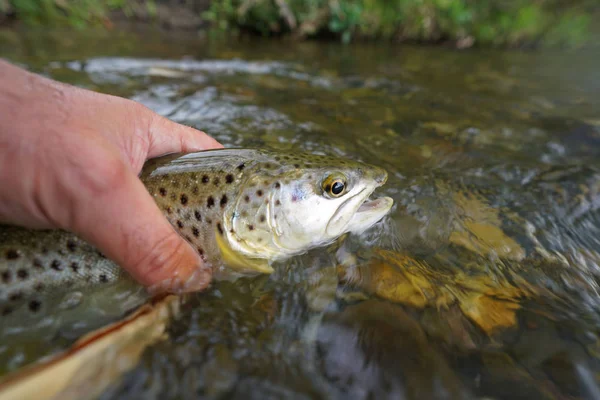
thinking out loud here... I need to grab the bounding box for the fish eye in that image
[322,173,347,198]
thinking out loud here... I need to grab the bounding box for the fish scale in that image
[0,148,393,322]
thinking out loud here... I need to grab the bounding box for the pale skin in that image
[0,59,223,293]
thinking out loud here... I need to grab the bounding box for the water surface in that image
[1,28,600,399]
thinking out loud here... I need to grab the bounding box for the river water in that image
[1,27,600,399]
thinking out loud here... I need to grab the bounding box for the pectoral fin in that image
[215,230,274,274]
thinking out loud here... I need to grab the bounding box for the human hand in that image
[0,59,222,293]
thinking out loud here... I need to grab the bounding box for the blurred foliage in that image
[203,0,595,47]
[4,0,131,28]
[1,0,596,47]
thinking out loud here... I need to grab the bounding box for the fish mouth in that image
[348,194,394,234]
[327,171,393,236]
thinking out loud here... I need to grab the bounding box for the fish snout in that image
[374,169,388,186]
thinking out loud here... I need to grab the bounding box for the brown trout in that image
[0,148,393,320]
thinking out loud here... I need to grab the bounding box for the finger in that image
[147,113,223,158]
[71,161,211,293]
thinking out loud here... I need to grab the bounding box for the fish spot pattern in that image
[66,241,77,252]
[29,300,41,312]
[5,249,19,260]
[70,262,79,272]
[51,260,63,271]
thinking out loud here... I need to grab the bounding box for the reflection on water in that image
[2,28,600,399]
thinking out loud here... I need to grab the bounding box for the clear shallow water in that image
[2,28,600,399]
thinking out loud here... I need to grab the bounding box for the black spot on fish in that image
[237,163,245,171]
[66,240,77,252]
[99,274,108,283]
[294,164,300,168]
[217,223,223,235]
[244,195,250,203]
[177,220,184,229]
[35,283,44,292]
[259,215,266,223]
[51,260,63,271]
[184,235,192,242]
[230,229,235,234]
[192,227,199,237]
[207,196,215,208]
[1,271,10,283]
[5,249,19,260]
[275,200,281,206]
[96,251,106,259]
[274,182,281,189]
[257,190,263,197]
[28,300,41,313]
[195,211,202,221]
[166,206,173,214]
[180,194,188,205]
[248,224,255,231]
[9,292,22,302]
[226,174,234,184]
[206,218,212,225]
[17,269,28,280]
[202,175,210,184]
[70,262,80,273]
[197,247,204,257]
[2,307,13,316]
[220,195,228,208]
[159,188,167,196]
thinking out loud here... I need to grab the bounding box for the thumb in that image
[71,161,211,293]
[146,113,223,158]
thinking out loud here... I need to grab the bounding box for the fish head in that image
[226,153,393,259]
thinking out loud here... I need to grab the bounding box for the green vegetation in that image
[1,0,596,48]
[203,0,594,47]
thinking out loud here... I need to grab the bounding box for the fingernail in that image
[181,262,213,292]
[148,262,212,295]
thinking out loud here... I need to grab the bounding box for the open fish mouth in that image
[332,174,394,235]
[356,195,394,214]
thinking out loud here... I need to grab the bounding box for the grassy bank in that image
[1,0,596,48]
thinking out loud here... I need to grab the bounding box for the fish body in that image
[0,148,393,319]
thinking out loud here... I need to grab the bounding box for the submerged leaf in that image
[0,295,182,400]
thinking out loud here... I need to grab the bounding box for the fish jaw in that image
[327,168,392,236]
[346,196,394,234]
